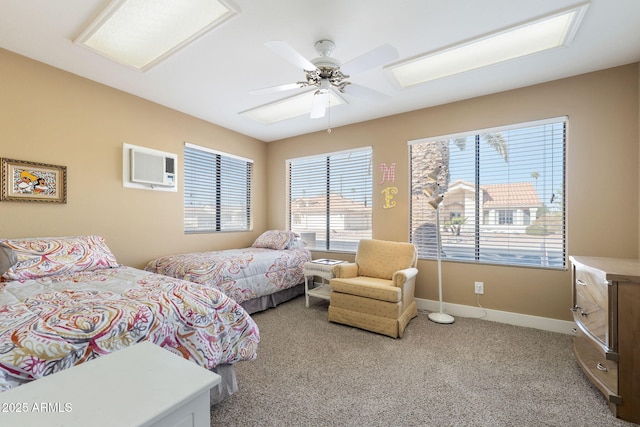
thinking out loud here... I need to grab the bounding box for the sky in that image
[447,120,565,208]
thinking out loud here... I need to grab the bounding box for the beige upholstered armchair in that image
[328,239,419,338]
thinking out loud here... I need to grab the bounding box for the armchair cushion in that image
[330,277,401,302]
[355,239,417,279]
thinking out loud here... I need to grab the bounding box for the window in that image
[410,117,566,269]
[184,142,252,233]
[498,210,514,225]
[287,147,372,252]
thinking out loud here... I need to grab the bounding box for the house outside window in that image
[409,117,566,269]
[287,147,372,252]
[184,142,252,233]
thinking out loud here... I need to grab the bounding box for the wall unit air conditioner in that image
[123,143,178,191]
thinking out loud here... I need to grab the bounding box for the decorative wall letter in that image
[381,186,398,209]
[379,162,396,185]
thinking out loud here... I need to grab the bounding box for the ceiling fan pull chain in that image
[327,96,332,134]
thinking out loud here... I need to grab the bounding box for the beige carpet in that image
[211,296,635,427]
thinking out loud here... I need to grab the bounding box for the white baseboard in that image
[415,297,575,335]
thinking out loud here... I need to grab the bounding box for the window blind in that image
[184,142,252,233]
[409,117,566,269]
[288,147,372,252]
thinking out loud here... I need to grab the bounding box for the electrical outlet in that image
[474,281,484,295]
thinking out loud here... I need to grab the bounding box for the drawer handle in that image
[570,305,587,316]
[576,279,587,286]
[596,363,608,372]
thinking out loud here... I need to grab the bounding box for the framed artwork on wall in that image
[1,158,67,203]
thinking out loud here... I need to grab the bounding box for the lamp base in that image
[428,312,455,324]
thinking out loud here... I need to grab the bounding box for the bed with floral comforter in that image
[145,230,311,313]
[0,235,259,397]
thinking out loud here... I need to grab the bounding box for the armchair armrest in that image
[394,267,418,309]
[392,267,418,287]
[333,262,359,278]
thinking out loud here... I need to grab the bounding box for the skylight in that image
[75,0,237,71]
[386,3,589,88]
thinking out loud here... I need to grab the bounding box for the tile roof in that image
[482,182,542,207]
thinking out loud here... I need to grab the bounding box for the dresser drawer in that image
[573,327,619,398]
[574,266,612,348]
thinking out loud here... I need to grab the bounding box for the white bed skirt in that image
[210,364,238,405]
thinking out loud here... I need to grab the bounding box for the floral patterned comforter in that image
[144,247,311,305]
[0,266,260,393]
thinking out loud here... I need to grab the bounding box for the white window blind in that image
[410,117,566,269]
[288,147,372,252]
[184,142,252,233]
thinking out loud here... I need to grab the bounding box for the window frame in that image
[286,147,373,252]
[183,142,253,234]
[409,117,567,270]
[498,210,514,225]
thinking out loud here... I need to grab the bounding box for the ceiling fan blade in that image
[265,41,317,71]
[340,44,399,76]
[250,82,305,95]
[310,91,329,118]
[344,83,390,102]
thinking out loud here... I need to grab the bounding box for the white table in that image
[0,342,221,427]
[304,260,343,307]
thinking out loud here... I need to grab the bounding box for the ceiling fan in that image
[251,39,399,119]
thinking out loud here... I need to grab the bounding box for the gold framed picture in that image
[1,158,67,203]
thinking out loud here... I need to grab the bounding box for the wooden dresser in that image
[569,256,640,423]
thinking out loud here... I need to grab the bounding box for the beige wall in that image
[0,48,267,269]
[267,63,640,321]
[2,46,638,322]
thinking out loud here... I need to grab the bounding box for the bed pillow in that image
[0,243,18,276]
[286,237,307,249]
[251,230,299,250]
[284,232,302,249]
[1,235,119,281]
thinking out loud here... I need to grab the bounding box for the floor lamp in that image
[424,166,455,324]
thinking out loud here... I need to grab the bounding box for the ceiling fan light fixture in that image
[386,2,589,88]
[240,90,345,124]
[317,79,331,92]
[74,0,238,71]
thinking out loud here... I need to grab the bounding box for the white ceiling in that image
[1,0,639,142]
